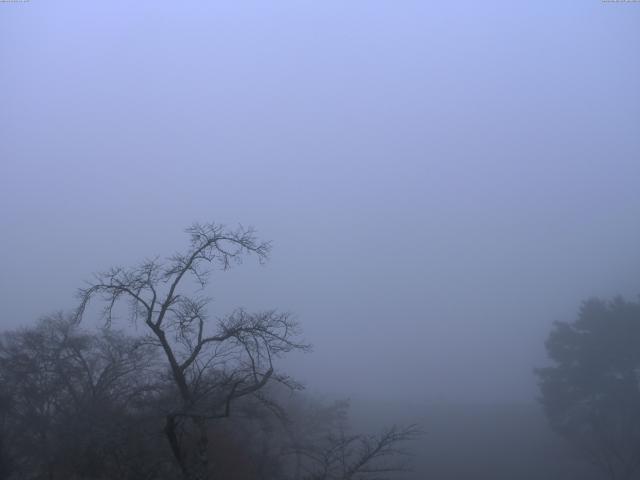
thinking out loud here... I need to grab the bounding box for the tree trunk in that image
[188,417,210,480]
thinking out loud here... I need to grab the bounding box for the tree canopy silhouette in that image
[536,296,640,480]
[0,222,419,480]
[76,223,310,480]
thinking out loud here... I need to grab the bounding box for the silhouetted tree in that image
[2,222,420,480]
[536,297,640,480]
[0,313,171,480]
[76,223,310,480]
[191,385,421,480]
[280,396,420,480]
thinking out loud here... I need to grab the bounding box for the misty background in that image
[1,0,639,420]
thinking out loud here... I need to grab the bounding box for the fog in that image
[1,2,640,478]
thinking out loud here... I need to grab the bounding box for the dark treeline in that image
[0,313,418,480]
[0,224,419,480]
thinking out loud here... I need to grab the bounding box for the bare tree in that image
[298,425,421,480]
[282,397,421,480]
[0,313,166,480]
[76,222,310,480]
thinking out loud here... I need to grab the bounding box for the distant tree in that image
[76,223,310,480]
[536,297,640,480]
[191,385,421,480]
[291,420,420,479]
[273,394,420,480]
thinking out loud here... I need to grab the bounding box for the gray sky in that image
[1,1,639,404]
